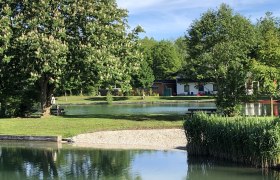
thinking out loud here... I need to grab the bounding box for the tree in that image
[256,12,280,67]
[139,37,157,66]
[174,37,188,67]
[130,37,156,89]
[151,40,182,80]
[0,3,19,116]
[0,0,144,117]
[131,59,155,88]
[185,4,256,116]
[253,13,280,116]
[14,1,68,114]
[60,0,143,95]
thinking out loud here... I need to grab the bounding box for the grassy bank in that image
[0,114,183,138]
[56,95,214,104]
[184,113,280,168]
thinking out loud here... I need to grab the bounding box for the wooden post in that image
[271,96,274,117]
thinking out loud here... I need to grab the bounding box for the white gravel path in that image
[72,129,187,150]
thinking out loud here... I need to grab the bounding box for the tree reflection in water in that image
[0,144,144,179]
[186,156,280,180]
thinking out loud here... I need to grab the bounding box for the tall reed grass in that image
[184,113,280,168]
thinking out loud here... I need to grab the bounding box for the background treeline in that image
[0,0,145,117]
[1,2,280,117]
[183,4,280,116]
[0,0,186,117]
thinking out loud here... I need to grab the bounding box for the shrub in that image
[106,92,113,104]
[184,113,280,168]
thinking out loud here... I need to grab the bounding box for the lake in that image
[0,142,277,180]
[63,102,279,116]
[2,102,279,179]
[63,102,216,115]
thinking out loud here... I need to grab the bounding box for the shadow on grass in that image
[62,114,184,121]
[159,96,214,100]
[84,97,130,102]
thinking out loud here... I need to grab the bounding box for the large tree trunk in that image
[40,75,53,116]
[0,101,6,117]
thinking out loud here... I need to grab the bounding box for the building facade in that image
[151,80,177,96]
[176,79,217,96]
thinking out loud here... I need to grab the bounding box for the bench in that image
[50,107,65,116]
[186,107,217,116]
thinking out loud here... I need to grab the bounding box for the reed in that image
[184,113,280,168]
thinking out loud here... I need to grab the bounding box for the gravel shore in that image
[72,129,187,150]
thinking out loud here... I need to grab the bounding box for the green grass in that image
[0,114,184,138]
[56,95,214,104]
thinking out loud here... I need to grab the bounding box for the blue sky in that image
[116,0,280,40]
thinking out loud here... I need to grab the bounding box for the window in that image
[184,85,189,92]
[213,84,218,91]
[198,84,204,92]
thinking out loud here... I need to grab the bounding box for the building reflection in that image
[244,103,279,116]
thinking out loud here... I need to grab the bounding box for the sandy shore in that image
[72,129,187,150]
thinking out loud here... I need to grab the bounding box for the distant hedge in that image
[184,113,280,168]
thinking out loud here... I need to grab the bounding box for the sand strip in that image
[72,129,187,150]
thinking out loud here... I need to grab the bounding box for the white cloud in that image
[117,0,280,40]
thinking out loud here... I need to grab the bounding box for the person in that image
[142,91,145,100]
[51,95,56,105]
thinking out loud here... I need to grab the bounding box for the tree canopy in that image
[184,4,256,116]
[0,0,143,117]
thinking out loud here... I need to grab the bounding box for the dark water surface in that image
[64,102,280,116]
[64,102,216,115]
[0,142,278,180]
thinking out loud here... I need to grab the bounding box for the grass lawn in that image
[0,95,208,138]
[0,114,184,138]
[56,95,214,104]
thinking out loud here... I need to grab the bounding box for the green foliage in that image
[0,0,144,117]
[256,12,280,67]
[185,4,256,116]
[138,37,184,81]
[151,40,182,79]
[184,113,280,168]
[131,60,155,88]
[139,37,157,66]
[252,13,280,98]
[61,1,144,95]
[174,37,188,67]
[251,60,279,97]
[106,92,113,104]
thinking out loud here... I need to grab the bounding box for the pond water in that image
[0,142,277,180]
[63,102,280,116]
[2,102,280,179]
[64,102,216,115]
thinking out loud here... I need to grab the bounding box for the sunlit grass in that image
[0,115,184,138]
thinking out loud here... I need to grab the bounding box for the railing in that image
[186,107,217,116]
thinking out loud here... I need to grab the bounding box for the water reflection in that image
[0,143,279,180]
[64,102,280,117]
[244,103,279,116]
[0,143,140,179]
[187,157,279,180]
[0,143,188,180]
[64,103,216,116]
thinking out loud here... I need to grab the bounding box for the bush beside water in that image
[106,92,113,104]
[184,113,280,168]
